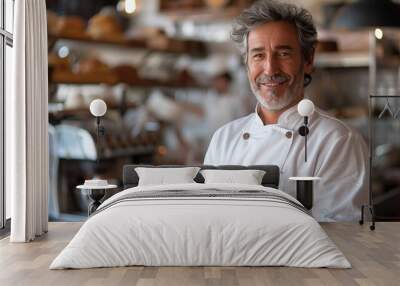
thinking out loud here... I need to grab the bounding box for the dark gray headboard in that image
[123,165,280,189]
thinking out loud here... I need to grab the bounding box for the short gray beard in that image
[250,83,295,111]
[249,70,304,111]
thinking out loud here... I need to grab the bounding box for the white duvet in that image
[50,183,351,269]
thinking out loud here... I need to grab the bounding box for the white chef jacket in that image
[204,104,368,222]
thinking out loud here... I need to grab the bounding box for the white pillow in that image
[135,167,200,186]
[200,169,266,185]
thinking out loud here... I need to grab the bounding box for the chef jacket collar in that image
[252,102,316,132]
[253,103,297,128]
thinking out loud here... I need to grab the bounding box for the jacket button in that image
[243,132,250,140]
[285,131,292,139]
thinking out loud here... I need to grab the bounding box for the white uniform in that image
[204,104,368,222]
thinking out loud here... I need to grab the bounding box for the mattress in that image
[50,183,351,269]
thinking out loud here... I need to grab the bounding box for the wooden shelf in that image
[377,56,400,68]
[50,70,206,90]
[51,70,118,85]
[49,34,143,48]
[162,6,242,21]
[58,146,156,161]
[315,52,400,68]
[315,52,370,68]
[48,34,207,57]
[101,146,156,160]
[160,0,250,21]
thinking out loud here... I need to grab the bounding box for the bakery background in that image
[44,0,400,221]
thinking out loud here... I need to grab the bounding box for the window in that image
[1,0,14,230]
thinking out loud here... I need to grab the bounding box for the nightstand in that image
[76,184,117,216]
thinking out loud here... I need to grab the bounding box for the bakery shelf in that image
[315,52,400,68]
[160,0,250,21]
[101,146,156,160]
[315,52,370,68]
[49,34,142,47]
[58,146,156,161]
[162,6,242,21]
[48,34,207,57]
[50,70,207,90]
[51,70,118,85]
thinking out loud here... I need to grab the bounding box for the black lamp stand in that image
[298,116,309,162]
[296,180,314,210]
[95,116,105,166]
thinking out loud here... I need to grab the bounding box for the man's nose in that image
[262,55,279,75]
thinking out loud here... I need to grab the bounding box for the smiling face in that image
[247,21,313,112]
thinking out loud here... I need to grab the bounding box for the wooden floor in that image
[0,222,399,286]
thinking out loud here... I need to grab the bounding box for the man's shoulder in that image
[314,108,357,138]
[213,113,254,137]
[314,108,368,151]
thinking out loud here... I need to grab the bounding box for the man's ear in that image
[304,47,315,75]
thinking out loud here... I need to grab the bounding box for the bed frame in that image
[122,165,280,189]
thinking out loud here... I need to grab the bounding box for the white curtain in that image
[7,0,49,242]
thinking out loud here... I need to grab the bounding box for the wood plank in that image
[0,222,399,286]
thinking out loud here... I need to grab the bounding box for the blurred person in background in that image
[179,70,249,164]
[204,71,248,138]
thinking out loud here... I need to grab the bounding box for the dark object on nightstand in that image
[76,183,117,216]
[296,180,314,210]
[289,177,320,210]
[87,189,106,216]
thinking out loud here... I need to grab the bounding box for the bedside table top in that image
[76,184,118,190]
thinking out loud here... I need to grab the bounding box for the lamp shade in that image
[89,99,107,117]
[332,0,400,29]
[298,99,315,117]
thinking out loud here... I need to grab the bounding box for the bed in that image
[50,165,350,269]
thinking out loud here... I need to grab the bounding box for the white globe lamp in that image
[90,99,107,117]
[297,99,315,117]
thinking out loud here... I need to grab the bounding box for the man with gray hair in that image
[204,0,368,222]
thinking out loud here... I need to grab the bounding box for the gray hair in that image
[231,0,317,64]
